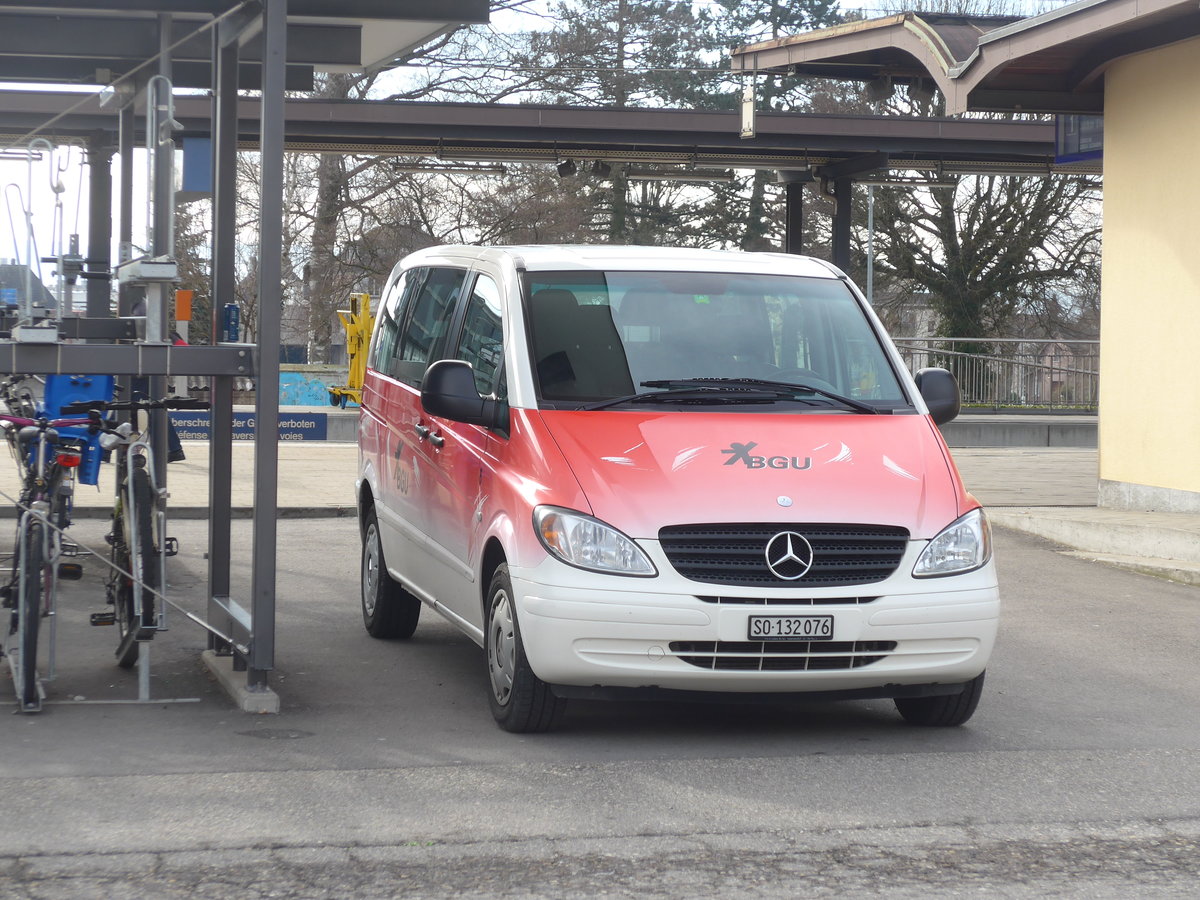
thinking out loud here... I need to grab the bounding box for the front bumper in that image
[510,542,998,694]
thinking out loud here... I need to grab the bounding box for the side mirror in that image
[421,359,508,431]
[915,367,960,426]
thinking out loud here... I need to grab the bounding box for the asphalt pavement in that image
[4,437,1200,897]
[2,520,1199,897]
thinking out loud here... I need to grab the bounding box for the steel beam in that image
[208,375,236,653]
[0,343,257,377]
[248,0,285,688]
[0,92,1066,174]
[208,20,238,660]
[0,15,360,67]
[85,131,114,321]
[784,181,804,256]
[818,151,890,181]
[0,0,487,20]
[832,178,852,272]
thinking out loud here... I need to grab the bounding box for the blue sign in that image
[170,411,328,441]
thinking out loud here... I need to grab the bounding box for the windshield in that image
[524,270,909,410]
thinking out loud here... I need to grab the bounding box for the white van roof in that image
[401,244,843,279]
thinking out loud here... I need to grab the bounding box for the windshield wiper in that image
[579,385,789,412]
[641,378,883,414]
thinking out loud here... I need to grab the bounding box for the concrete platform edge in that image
[1061,551,1200,588]
[201,650,281,714]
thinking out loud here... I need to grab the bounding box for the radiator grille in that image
[670,640,897,671]
[659,523,909,587]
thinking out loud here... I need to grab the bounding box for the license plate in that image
[747,615,834,641]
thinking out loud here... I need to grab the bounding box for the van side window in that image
[394,267,467,387]
[456,274,506,398]
[367,270,409,373]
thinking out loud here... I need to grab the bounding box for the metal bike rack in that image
[0,1,489,711]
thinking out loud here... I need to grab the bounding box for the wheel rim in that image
[488,588,516,706]
[363,523,381,617]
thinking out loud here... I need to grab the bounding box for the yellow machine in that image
[327,293,374,408]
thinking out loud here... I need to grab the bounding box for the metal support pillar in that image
[117,104,135,317]
[832,177,852,272]
[207,16,241,654]
[85,131,113,321]
[784,181,804,255]
[148,14,173,494]
[248,0,286,690]
[207,376,235,652]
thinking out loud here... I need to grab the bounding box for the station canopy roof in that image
[0,1,489,89]
[730,0,1200,115]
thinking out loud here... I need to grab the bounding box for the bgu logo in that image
[721,441,812,471]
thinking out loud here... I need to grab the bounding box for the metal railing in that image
[893,338,1099,411]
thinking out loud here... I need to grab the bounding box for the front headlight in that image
[913,508,992,578]
[533,506,657,577]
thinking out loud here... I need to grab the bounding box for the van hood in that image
[537,410,965,540]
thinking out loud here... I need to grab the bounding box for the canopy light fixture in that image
[865,76,894,102]
[776,167,815,184]
[556,159,577,178]
[908,79,936,106]
[625,168,736,183]
[591,159,613,178]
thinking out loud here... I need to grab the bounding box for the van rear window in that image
[524,271,907,408]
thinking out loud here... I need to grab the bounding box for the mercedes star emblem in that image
[764,531,815,580]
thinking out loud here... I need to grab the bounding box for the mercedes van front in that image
[357,246,998,732]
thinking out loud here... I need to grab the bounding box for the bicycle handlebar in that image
[60,397,212,414]
[0,413,93,429]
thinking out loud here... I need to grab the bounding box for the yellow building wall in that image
[1099,36,1200,507]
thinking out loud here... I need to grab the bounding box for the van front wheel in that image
[894,671,985,726]
[485,564,565,733]
[361,507,420,639]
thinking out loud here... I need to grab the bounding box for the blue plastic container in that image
[41,374,115,486]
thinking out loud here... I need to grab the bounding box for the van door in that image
[384,266,469,604]
[419,271,506,634]
[361,266,421,578]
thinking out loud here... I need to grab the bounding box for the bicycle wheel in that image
[113,465,158,669]
[111,533,138,669]
[18,519,43,710]
[130,465,159,629]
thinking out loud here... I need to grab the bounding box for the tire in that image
[112,539,139,670]
[895,671,985,727]
[18,520,43,710]
[361,507,420,638]
[328,391,341,407]
[113,466,157,669]
[485,564,566,733]
[130,466,159,629]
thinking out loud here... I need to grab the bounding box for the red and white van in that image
[357,246,998,732]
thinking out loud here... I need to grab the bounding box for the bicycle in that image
[63,396,210,669]
[0,407,92,712]
[0,374,41,419]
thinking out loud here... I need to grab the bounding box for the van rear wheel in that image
[361,507,420,639]
[485,564,565,733]
[894,671,985,726]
